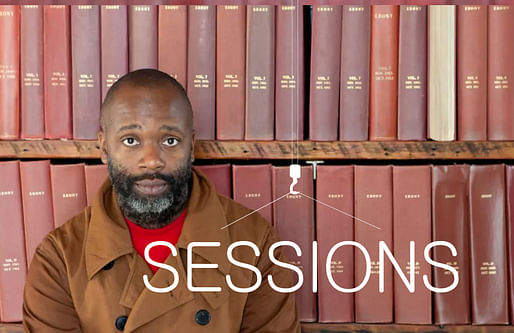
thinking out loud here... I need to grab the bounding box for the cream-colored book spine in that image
[428,5,456,141]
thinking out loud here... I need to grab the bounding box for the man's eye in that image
[122,137,139,146]
[163,137,179,147]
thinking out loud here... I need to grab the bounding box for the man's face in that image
[98,84,195,229]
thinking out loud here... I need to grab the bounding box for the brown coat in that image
[23,169,300,332]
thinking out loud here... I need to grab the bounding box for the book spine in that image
[506,166,514,322]
[20,5,44,139]
[457,5,487,141]
[100,5,128,101]
[50,164,87,228]
[128,5,157,71]
[469,164,509,324]
[0,6,20,140]
[158,5,187,88]
[216,5,246,140]
[339,5,370,141]
[432,165,471,324]
[43,5,72,139]
[275,5,304,141]
[392,166,432,324]
[84,164,108,207]
[397,5,427,141]
[245,5,275,140]
[194,164,232,198]
[316,165,354,323]
[187,5,216,140]
[71,5,101,140]
[488,5,514,140]
[232,164,273,224]
[0,161,27,322]
[428,5,456,141]
[272,166,316,322]
[369,5,399,141]
[309,6,341,141]
[20,160,54,264]
[354,165,393,323]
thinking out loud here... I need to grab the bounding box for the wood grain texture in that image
[0,140,513,160]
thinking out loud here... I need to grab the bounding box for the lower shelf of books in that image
[2,323,514,332]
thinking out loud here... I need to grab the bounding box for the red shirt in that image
[124,210,186,274]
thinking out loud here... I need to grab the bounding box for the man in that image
[23,69,300,332]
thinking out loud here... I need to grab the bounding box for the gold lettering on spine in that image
[62,193,79,198]
[464,6,481,11]
[317,7,333,12]
[330,261,344,274]
[0,10,13,16]
[0,64,16,80]
[194,6,209,11]
[280,75,296,89]
[315,76,331,90]
[50,72,67,87]
[406,6,422,11]
[245,193,261,198]
[23,5,39,9]
[493,5,510,11]
[194,74,209,88]
[224,5,239,10]
[480,262,497,275]
[374,13,392,19]
[494,75,508,89]
[106,74,121,88]
[104,5,120,10]
[134,6,150,12]
[77,5,92,10]
[405,75,421,89]
[223,74,239,88]
[252,7,269,13]
[24,73,41,87]
[281,6,296,11]
[349,7,364,12]
[2,258,21,272]
[164,6,179,10]
[465,75,480,89]
[346,75,362,90]
[251,76,267,90]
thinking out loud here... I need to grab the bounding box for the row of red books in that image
[1,161,514,325]
[0,4,511,142]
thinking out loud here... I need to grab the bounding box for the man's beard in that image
[107,155,192,229]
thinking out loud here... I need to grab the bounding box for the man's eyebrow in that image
[160,124,183,133]
[117,124,141,133]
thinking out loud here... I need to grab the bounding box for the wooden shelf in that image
[2,323,514,333]
[1,139,514,160]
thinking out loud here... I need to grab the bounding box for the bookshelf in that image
[1,140,514,160]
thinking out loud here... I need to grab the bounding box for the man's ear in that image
[97,131,108,164]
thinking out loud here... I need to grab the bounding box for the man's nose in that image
[139,143,165,171]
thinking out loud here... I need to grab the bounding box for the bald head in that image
[100,69,192,133]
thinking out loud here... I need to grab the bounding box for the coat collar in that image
[85,167,232,281]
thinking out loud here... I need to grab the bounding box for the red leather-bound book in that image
[44,5,72,139]
[232,164,273,224]
[392,166,432,324]
[272,166,316,322]
[187,5,216,140]
[0,6,20,140]
[369,6,399,141]
[128,5,157,71]
[339,5,370,141]
[20,160,54,265]
[194,164,232,198]
[309,6,341,141]
[457,5,487,141]
[84,164,108,207]
[316,165,354,323]
[432,165,471,324]
[488,5,514,140]
[469,164,509,324]
[354,165,393,323]
[275,5,304,141]
[50,163,87,228]
[216,5,246,140]
[397,5,427,141]
[20,5,44,139]
[71,5,101,139]
[0,161,27,322]
[100,5,128,101]
[506,166,514,323]
[158,5,187,88]
[245,5,274,140]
